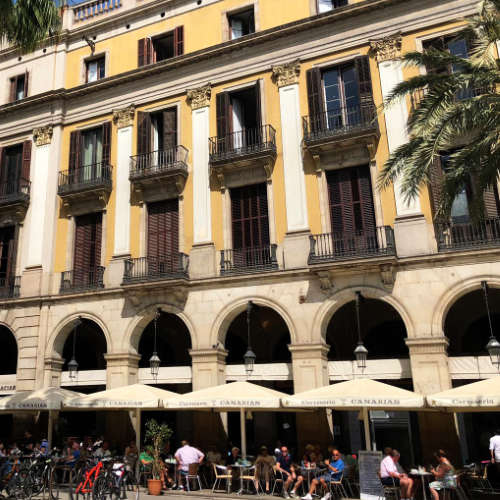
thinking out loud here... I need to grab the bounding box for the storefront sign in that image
[359,450,382,500]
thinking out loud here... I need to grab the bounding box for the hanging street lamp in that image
[68,317,82,380]
[150,308,162,378]
[243,301,256,377]
[482,281,500,371]
[353,291,368,370]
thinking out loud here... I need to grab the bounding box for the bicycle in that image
[72,457,107,500]
[92,458,139,500]
[2,456,33,500]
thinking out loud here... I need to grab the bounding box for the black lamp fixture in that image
[243,301,256,377]
[482,281,500,371]
[150,308,162,378]
[68,317,82,380]
[353,291,368,370]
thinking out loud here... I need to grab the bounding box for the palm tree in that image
[379,0,500,220]
[0,0,61,53]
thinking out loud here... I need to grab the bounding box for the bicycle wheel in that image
[92,474,112,500]
[49,467,60,500]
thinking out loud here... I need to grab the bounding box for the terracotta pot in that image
[147,478,163,496]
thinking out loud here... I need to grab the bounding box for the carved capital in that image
[113,105,135,128]
[272,60,301,87]
[370,34,402,63]
[379,263,395,288]
[187,84,211,110]
[316,270,334,292]
[33,125,53,146]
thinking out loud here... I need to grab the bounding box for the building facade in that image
[0,0,498,462]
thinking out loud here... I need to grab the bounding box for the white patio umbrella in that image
[165,381,288,457]
[427,376,500,411]
[282,378,425,450]
[65,383,179,458]
[0,386,85,448]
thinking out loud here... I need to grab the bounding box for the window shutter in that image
[23,71,29,99]
[9,78,16,103]
[326,169,354,234]
[216,92,231,138]
[306,67,325,131]
[163,108,177,151]
[101,121,111,165]
[138,38,146,66]
[74,213,102,273]
[21,141,31,183]
[174,26,184,57]
[254,82,262,127]
[483,185,500,218]
[137,112,152,156]
[428,156,445,219]
[69,130,82,171]
[91,212,102,269]
[354,56,374,107]
[357,165,376,232]
[5,231,16,280]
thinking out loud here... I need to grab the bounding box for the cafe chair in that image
[185,463,202,491]
[342,465,358,498]
[241,466,263,495]
[272,468,287,496]
[212,464,232,493]
[377,473,401,500]
[328,473,348,498]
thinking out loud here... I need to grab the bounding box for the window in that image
[228,8,255,40]
[0,226,16,285]
[317,0,348,13]
[423,35,469,75]
[147,199,179,270]
[138,27,184,67]
[86,56,105,83]
[9,73,28,102]
[74,213,102,276]
[0,142,31,195]
[137,108,178,164]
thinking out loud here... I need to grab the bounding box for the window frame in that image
[9,73,27,102]
[85,55,106,83]
[315,0,348,15]
[227,6,256,40]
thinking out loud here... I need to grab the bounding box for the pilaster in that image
[44,357,65,388]
[104,352,141,389]
[190,347,227,390]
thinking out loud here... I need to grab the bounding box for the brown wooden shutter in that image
[74,213,102,272]
[101,121,111,164]
[137,112,152,156]
[21,141,31,182]
[9,78,16,103]
[23,71,29,99]
[327,169,354,234]
[428,156,445,219]
[306,67,325,132]
[69,130,82,171]
[483,185,500,218]
[163,108,177,151]
[138,38,153,66]
[174,26,184,57]
[5,230,16,281]
[254,82,262,127]
[356,165,376,232]
[354,56,374,107]
[216,92,231,138]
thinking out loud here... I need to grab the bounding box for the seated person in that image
[174,440,204,490]
[276,446,304,499]
[301,452,317,469]
[66,442,81,468]
[429,449,456,500]
[380,449,414,500]
[93,440,112,459]
[301,448,344,500]
[255,446,276,494]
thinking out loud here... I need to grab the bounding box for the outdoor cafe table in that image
[409,471,433,500]
[231,463,254,495]
[299,467,324,488]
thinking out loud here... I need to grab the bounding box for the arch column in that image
[104,352,141,389]
[44,357,64,388]
[190,347,227,390]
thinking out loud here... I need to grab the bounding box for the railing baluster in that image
[435,217,500,252]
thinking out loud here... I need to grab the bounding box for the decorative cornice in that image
[186,84,211,110]
[112,105,135,128]
[272,59,301,87]
[369,34,402,63]
[33,125,53,146]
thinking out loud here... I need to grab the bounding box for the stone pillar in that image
[44,357,64,388]
[272,61,310,269]
[370,36,434,257]
[104,352,141,389]
[190,348,227,447]
[289,344,333,452]
[187,85,217,278]
[23,126,59,296]
[406,336,460,463]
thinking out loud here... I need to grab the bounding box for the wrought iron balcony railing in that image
[410,86,490,110]
[129,146,189,181]
[0,276,20,299]
[60,267,105,294]
[209,125,277,164]
[435,217,500,252]
[302,103,377,143]
[308,226,395,263]
[123,255,189,284]
[0,178,30,206]
[220,244,278,275]
[58,163,112,196]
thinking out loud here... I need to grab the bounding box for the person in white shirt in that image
[94,440,112,459]
[175,440,204,489]
[380,449,414,500]
[490,428,500,482]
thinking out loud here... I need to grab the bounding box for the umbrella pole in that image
[363,407,371,451]
[240,408,247,458]
[135,408,141,479]
[48,410,54,449]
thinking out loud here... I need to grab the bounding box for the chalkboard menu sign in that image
[359,450,382,500]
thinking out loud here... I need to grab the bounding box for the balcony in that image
[302,104,379,155]
[73,0,122,23]
[308,226,395,264]
[0,276,20,299]
[58,163,112,209]
[60,267,105,294]
[220,245,278,275]
[0,178,30,217]
[410,87,489,110]
[209,125,277,187]
[129,147,188,196]
[435,218,500,252]
[123,255,189,284]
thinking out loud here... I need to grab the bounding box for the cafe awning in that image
[427,376,500,411]
[0,386,84,411]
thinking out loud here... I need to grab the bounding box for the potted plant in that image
[144,418,173,495]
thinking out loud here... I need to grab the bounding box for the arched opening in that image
[0,325,17,375]
[326,298,408,360]
[444,287,500,357]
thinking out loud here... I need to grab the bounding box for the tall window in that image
[228,8,255,40]
[317,0,348,13]
[86,57,105,83]
[423,35,469,75]
[138,27,184,67]
[0,226,16,285]
[82,128,103,166]
[9,73,28,102]
[74,213,102,275]
[0,142,31,196]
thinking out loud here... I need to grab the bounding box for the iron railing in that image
[410,86,490,109]
[123,254,189,283]
[302,103,377,142]
[308,226,395,263]
[0,276,20,299]
[129,146,189,180]
[435,217,500,252]
[58,163,112,196]
[0,178,30,205]
[209,125,277,163]
[60,267,105,293]
[220,244,278,275]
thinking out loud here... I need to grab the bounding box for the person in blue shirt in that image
[65,441,81,468]
[275,446,304,498]
[301,448,344,500]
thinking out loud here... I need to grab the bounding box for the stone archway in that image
[0,324,17,376]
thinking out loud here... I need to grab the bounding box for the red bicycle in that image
[72,457,107,499]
